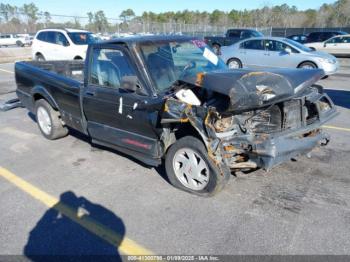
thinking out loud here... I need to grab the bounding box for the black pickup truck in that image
[15,35,337,196]
[204,29,263,53]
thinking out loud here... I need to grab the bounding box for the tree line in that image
[0,1,350,34]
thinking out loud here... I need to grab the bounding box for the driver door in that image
[322,36,342,54]
[264,40,301,68]
[322,36,349,54]
[83,45,161,157]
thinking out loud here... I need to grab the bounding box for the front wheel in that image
[165,136,230,196]
[298,61,317,69]
[35,99,68,140]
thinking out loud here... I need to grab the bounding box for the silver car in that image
[220,37,339,75]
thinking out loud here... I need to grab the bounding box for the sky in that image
[6,0,337,18]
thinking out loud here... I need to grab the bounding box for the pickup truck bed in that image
[19,60,84,82]
[16,60,85,132]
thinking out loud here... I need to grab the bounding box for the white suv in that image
[0,34,29,47]
[32,28,97,61]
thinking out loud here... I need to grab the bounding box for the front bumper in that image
[218,93,338,170]
[320,61,339,75]
[245,128,329,169]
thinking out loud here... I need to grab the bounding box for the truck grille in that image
[248,98,320,134]
[249,105,282,133]
[248,99,319,133]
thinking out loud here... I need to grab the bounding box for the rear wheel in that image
[16,40,24,47]
[165,136,230,196]
[298,61,317,69]
[35,99,68,140]
[227,58,242,69]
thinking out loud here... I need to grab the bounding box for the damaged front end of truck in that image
[160,68,337,177]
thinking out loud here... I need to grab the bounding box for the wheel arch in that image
[297,60,318,68]
[164,123,207,155]
[31,86,59,111]
[35,52,43,57]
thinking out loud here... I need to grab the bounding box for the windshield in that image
[284,38,313,52]
[67,32,97,45]
[139,39,227,91]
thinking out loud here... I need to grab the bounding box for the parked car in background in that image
[306,31,348,43]
[220,37,338,75]
[204,29,264,54]
[287,34,308,44]
[17,34,33,46]
[0,34,30,47]
[305,34,350,57]
[32,28,98,61]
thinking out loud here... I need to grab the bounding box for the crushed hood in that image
[181,68,325,112]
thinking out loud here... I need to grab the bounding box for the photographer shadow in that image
[24,191,125,262]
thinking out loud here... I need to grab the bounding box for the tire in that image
[35,54,45,61]
[298,61,317,69]
[35,99,68,140]
[165,136,230,196]
[74,56,83,60]
[212,44,221,55]
[16,40,24,47]
[227,58,242,69]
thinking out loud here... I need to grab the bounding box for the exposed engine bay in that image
[160,68,337,176]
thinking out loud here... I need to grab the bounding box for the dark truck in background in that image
[306,31,348,43]
[204,29,264,54]
[15,36,337,196]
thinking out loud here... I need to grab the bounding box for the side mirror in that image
[285,47,292,54]
[323,43,327,47]
[121,76,141,93]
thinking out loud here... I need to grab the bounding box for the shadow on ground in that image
[24,191,125,262]
[325,89,350,109]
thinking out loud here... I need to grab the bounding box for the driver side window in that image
[326,37,345,44]
[90,48,137,89]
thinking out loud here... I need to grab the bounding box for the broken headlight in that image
[318,97,332,113]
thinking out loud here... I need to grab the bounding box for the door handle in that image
[85,91,95,96]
